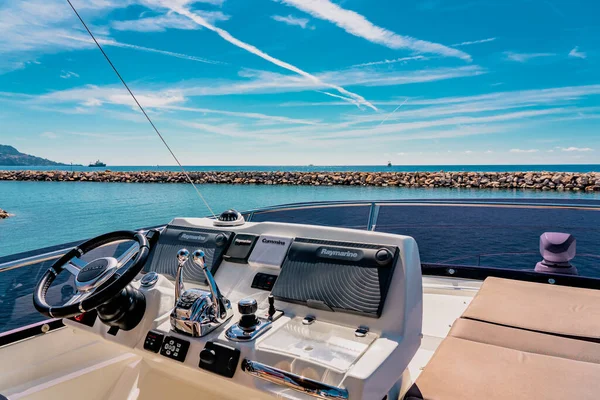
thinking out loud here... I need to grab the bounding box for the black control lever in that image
[268,294,276,320]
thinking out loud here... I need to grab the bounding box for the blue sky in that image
[0,0,599,165]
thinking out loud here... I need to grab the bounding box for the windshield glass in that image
[1,0,599,275]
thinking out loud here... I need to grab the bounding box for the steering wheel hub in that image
[75,257,118,292]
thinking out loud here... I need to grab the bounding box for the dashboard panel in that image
[66,216,423,400]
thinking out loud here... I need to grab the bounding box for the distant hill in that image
[0,145,67,166]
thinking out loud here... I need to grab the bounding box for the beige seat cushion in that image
[412,336,600,400]
[409,277,600,399]
[449,318,600,364]
[463,277,600,339]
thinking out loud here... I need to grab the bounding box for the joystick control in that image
[225,297,272,342]
[238,298,259,329]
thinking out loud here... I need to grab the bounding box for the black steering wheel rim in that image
[33,230,149,318]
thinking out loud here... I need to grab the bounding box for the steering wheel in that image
[33,230,150,319]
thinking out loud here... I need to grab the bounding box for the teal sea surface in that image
[1,178,599,258]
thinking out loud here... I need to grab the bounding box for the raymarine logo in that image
[262,238,286,246]
[318,247,362,261]
[179,233,207,242]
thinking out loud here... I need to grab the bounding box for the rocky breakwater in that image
[0,208,9,219]
[0,170,599,192]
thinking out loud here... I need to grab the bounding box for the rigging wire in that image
[65,0,216,218]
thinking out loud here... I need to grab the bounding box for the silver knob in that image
[177,248,190,265]
[175,248,189,306]
[192,249,206,269]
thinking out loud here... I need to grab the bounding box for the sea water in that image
[1,180,599,258]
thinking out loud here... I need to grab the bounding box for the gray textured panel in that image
[145,225,232,284]
[272,238,398,318]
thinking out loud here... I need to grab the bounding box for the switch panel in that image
[143,330,165,353]
[199,341,241,378]
[251,272,278,291]
[160,336,190,362]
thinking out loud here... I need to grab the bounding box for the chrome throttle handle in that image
[175,248,189,307]
[192,249,228,322]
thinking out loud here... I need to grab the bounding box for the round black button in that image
[375,249,393,265]
[200,348,216,365]
[238,298,258,315]
[76,259,109,282]
[215,233,227,247]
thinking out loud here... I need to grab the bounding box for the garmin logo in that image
[318,247,362,261]
[179,233,207,242]
[262,238,286,246]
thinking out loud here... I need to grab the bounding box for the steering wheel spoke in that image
[116,242,140,268]
[64,289,94,306]
[64,256,86,276]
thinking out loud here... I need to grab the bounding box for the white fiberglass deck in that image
[1,276,479,400]
[407,277,479,382]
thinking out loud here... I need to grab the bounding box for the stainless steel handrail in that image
[0,248,72,273]
[241,359,349,399]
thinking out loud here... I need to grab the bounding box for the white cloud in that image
[179,65,485,97]
[510,148,539,153]
[278,0,471,61]
[560,146,593,152]
[7,65,487,114]
[403,85,600,107]
[280,84,600,121]
[317,91,363,108]
[21,84,323,125]
[59,70,79,79]
[160,105,323,125]
[64,34,223,65]
[318,65,485,88]
[452,37,496,47]
[153,2,378,110]
[33,84,186,109]
[352,55,427,68]
[66,131,154,142]
[0,1,223,73]
[271,14,311,29]
[40,131,57,139]
[0,1,111,72]
[568,46,587,59]
[314,108,564,140]
[504,52,555,62]
[83,98,103,107]
[112,11,229,32]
